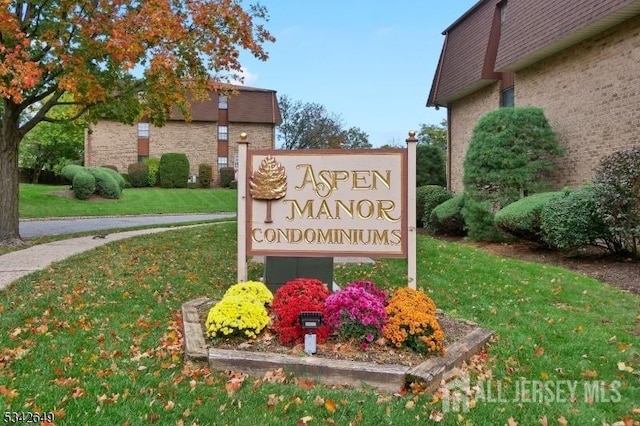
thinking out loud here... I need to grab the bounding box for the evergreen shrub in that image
[98,166,126,190]
[428,194,466,235]
[159,153,189,188]
[199,163,213,188]
[494,192,561,242]
[87,167,121,199]
[463,107,562,240]
[417,185,453,228]
[128,162,150,188]
[60,164,85,182]
[540,186,610,251]
[72,171,96,200]
[219,167,235,188]
[593,147,640,256]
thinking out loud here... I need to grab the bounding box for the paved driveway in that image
[19,213,236,238]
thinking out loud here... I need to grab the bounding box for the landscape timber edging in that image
[181,297,493,393]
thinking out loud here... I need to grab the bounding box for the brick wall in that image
[516,13,640,188]
[85,121,138,171]
[85,120,276,186]
[447,14,640,192]
[448,83,500,193]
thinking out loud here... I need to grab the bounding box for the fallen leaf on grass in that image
[429,410,443,422]
[225,371,246,394]
[324,399,337,414]
[617,362,634,373]
[267,394,282,410]
[313,395,324,406]
[507,417,518,426]
[297,415,313,425]
[263,368,286,383]
[71,387,85,399]
[0,385,18,400]
[534,346,545,356]
[538,416,548,426]
[557,416,568,426]
[581,370,598,378]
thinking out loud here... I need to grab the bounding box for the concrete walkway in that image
[0,225,210,291]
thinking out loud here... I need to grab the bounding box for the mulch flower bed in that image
[200,278,477,368]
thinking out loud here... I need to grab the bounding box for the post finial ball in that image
[408,130,416,138]
[240,132,248,141]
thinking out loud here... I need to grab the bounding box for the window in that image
[218,95,228,109]
[138,122,150,138]
[499,0,507,23]
[218,157,228,170]
[218,125,228,140]
[500,86,514,107]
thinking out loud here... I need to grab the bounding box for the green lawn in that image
[19,184,237,218]
[0,223,638,425]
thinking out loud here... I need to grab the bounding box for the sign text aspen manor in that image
[246,150,407,257]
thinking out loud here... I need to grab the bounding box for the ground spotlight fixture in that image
[299,311,323,355]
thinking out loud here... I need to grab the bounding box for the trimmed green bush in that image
[128,162,150,188]
[417,185,453,228]
[120,173,132,188]
[416,145,446,187]
[593,146,640,256]
[143,157,160,186]
[494,192,561,242]
[98,166,126,190]
[229,180,238,189]
[463,107,563,240]
[60,164,85,183]
[87,167,121,199]
[428,194,466,235]
[199,163,213,188]
[72,171,96,200]
[219,167,235,188]
[159,153,189,188]
[540,186,610,252]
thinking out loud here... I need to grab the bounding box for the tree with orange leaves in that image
[0,0,274,244]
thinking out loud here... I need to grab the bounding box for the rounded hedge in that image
[72,171,96,200]
[88,167,122,199]
[60,164,85,182]
[540,186,609,251]
[128,162,150,188]
[494,191,562,242]
[428,194,466,235]
[417,185,453,228]
[159,153,189,188]
[98,166,126,190]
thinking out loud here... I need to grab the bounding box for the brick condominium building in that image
[85,85,282,185]
[427,0,640,192]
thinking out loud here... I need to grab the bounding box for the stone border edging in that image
[182,297,493,393]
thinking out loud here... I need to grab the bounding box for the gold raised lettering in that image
[377,200,401,222]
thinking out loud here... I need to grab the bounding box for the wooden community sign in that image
[236,139,418,288]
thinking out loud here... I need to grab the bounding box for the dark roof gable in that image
[428,0,640,107]
[170,84,282,124]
